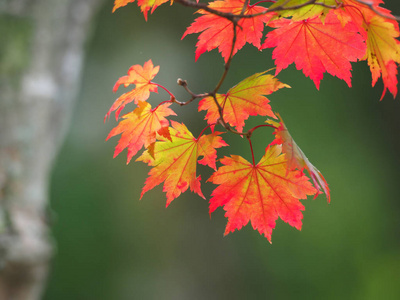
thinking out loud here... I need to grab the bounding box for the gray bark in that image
[0,0,103,299]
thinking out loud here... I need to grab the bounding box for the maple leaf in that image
[267,114,330,202]
[182,0,272,62]
[363,16,400,99]
[112,0,169,20]
[340,0,392,21]
[137,121,228,206]
[198,71,288,132]
[106,60,159,121]
[334,1,400,99]
[113,0,135,12]
[208,145,317,242]
[270,0,338,21]
[106,101,176,164]
[261,10,366,89]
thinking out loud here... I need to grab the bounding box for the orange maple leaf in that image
[113,0,134,12]
[137,121,228,206]
[267,114,330,202]
[335,0,400,99]
[112,0,169,20]
[337,0,393,26]
[106,101,176,164]
[182,0,272,62]
[106,60,159,121]
[209,145,317,242]
[199,71,288,132]
[262,10,366,89]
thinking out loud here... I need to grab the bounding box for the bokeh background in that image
[44,1,400,299]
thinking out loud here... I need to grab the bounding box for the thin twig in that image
[173,78,209,106]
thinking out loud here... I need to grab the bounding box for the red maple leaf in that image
[182,0,272,62]
[106,60,159,121]
[106,101,176,163]
[261,10,366,89]
[209,145,317,242]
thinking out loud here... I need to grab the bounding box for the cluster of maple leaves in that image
[106,0,399,242]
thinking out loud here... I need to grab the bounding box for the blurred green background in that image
[44,1,400,299]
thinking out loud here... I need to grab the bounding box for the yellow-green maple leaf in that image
[137,121,227,205]
[270,0,338,21]
[363,16,400,99]
[199,71,289,132]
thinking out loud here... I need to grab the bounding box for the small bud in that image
[177,78,187,86]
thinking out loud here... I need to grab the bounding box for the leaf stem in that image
[152,100,173,112]
[247,136,256,167]
[196,123,216,140]
[247,124,276,138]
[153,82,176,99]
[249,0,276,9]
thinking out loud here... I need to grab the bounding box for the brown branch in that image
[209,1,248,131]
[175,0,340,19]
[176,0,400,21]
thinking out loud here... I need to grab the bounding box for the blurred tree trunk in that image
[0,0,103,299]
